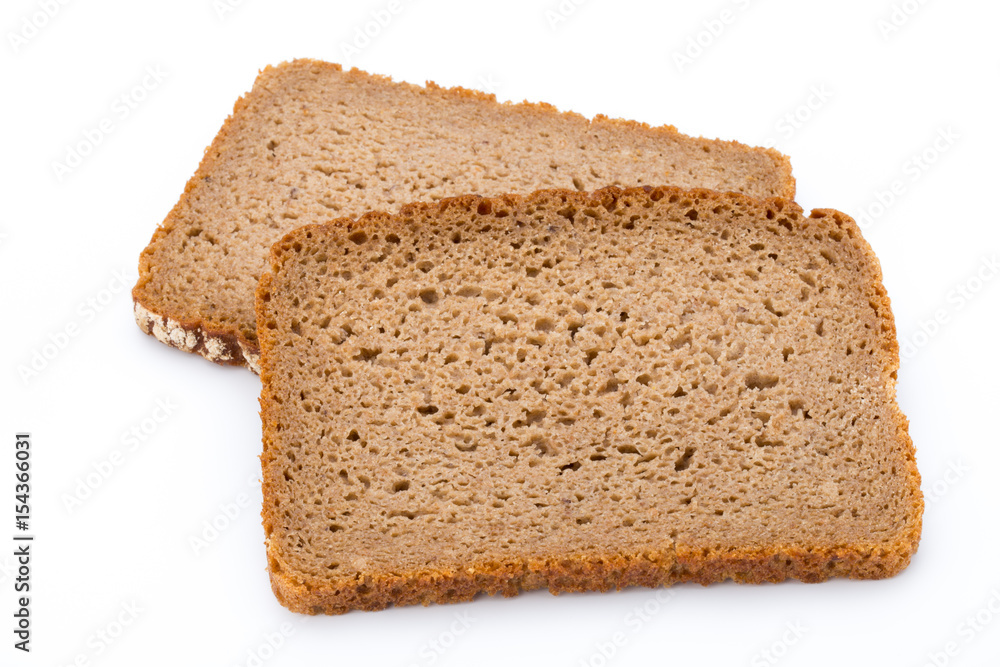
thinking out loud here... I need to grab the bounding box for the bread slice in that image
[133,59,794,371]
[256,185,921,615]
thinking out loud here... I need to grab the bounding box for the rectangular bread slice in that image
[256,185,921,615]
[133,59,794,371]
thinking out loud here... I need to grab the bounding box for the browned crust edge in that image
[266,543,915,615]
[132,300,260,373]
[256,185,922,615]
[132,58,795,369]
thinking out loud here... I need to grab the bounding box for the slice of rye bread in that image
[133,59,794,372]
[256,186,921,615]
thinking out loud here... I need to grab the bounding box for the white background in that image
[1,0,998,665]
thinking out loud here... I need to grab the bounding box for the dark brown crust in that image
[132,299,252,368]
[133,59,795,369]
[256,185,922,615]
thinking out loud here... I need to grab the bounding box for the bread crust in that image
[132,300,260,372]
[132,59,795,369]
[266,543,915,615]
[257,185,921,615]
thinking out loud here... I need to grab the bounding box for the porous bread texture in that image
[256,186,921,615]
[133,58,795,370]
